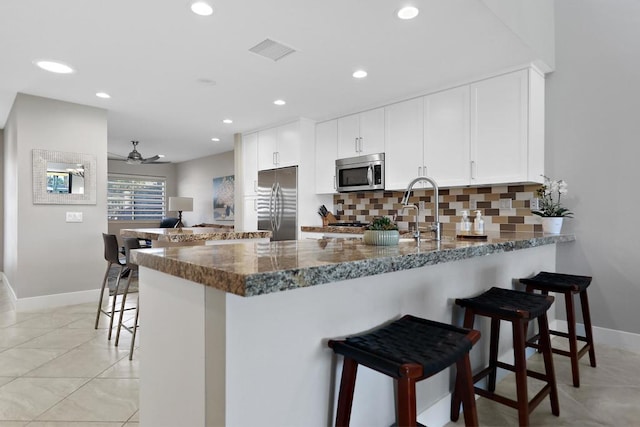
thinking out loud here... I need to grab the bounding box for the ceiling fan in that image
[109,141,169,165]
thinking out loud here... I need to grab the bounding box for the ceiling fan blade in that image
[108,152,128,160]
[142,155,161,163]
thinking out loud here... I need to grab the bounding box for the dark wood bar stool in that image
[328,315,481,427]
[520,271,596,387]
[452,287,559,427]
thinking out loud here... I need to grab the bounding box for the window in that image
[107,174,166,221]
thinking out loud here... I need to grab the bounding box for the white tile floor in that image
[0,279,138,427]
[2,276,640,427]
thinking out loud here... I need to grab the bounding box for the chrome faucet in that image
[400,176,441,242]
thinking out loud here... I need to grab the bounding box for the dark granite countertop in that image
[131,231,575,297]
[121,227,271,242]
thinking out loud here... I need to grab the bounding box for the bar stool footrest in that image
[474,384,552,415]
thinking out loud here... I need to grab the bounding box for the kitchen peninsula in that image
[120,227,271,247]
[133,232,574,427]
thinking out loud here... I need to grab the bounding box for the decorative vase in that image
[363,230,400,246]
[541,217,563,234]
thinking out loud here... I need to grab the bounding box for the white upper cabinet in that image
[470,69,536,185]
[424,86,471,187]
[258,121,301,171]
[315,120,338,194]
[384,98,424,191]
[242,132,258,197]
[337,108,385,158]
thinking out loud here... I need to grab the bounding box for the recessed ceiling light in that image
[273,99,286,106]
[211,138,220,142]
[397,6,419,20]
[96,92,111,99]
[352,70,368,79]
[34,60,75,74]
[190,1,213,16]
[222,119,233,124]
[158,154,166,158]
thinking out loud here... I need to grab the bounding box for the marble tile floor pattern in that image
[1,277,640,427]
[0,279,139,427]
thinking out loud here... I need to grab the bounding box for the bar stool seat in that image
[520,271,596,387]
[328,315,480,427]
[452,287,559,427]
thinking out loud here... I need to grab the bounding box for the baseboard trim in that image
[1,272,100,312]
[555,319,640,354]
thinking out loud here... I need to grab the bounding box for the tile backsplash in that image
[334,184,543,233]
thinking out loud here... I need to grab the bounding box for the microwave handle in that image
[367,164,373,186]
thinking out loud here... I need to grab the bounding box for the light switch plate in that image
[530,198,541,211]
[469,199,477,210]
[66,212,83,223]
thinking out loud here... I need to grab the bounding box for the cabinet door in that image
[315,120,338,194]
[242,197,258,231]
[276,121,300,168]
[470,70,528,185]
[358,107,385,156]
[337,114,360,158]
[242,132,258,196]
[384,98,424,191]
[424,86,471,187]
[258,127,278,171]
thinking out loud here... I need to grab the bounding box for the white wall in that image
[0,128,3,272]
[549,0,640,333]
[4,94,107,303]
[175,151,235,226]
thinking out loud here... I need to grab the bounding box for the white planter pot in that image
[541,217,564,234]
[363,230,400,246]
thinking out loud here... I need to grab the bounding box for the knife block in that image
[325,212,338,225]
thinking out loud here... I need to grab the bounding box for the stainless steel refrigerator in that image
[257,166,297,241]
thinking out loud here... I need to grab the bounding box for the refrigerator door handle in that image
[269,183,277,230]
[275,182,283,231]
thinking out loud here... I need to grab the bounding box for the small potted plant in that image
[363,216,400,246]
[533,175,573,234]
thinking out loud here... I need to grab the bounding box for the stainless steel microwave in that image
[335,153,385,192]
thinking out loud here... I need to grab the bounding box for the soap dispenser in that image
[474,210,485,235]
[460,210,471,234]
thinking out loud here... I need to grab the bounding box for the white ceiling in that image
[0,0,542,163]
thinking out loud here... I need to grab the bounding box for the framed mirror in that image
[32,149,97,204]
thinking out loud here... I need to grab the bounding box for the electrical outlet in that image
[336,203,343,212]
[469,199,477,210]
[530,198,541,211]
[419,201,425,210]
[499,198,512,209]
[66,212,83,223]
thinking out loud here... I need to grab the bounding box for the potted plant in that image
[533,176,573,234]
[363,216,400,246]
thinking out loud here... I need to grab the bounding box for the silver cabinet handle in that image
[273,152,277,165]
[359,137,363,153]
[333,175,337,189]
[354,138,358,153]
[470,161,476,179]
[418,166,422,176]
[424,165,427,176]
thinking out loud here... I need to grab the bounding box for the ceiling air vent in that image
[249,39,296,62]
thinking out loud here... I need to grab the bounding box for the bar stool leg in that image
[107,266,123,341]
[564,291,581,387]
[335,357,358,427]
[512,319,529,427]
[538,313,560,416]
[580,290,597,367]
[95,262,112,329]
[456,354,479,427]
[396,376,417,427]
[451,309,476,421]
[488,317,500,392]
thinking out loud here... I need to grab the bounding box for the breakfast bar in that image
[120,227,271,247]
[133,232,574,427]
